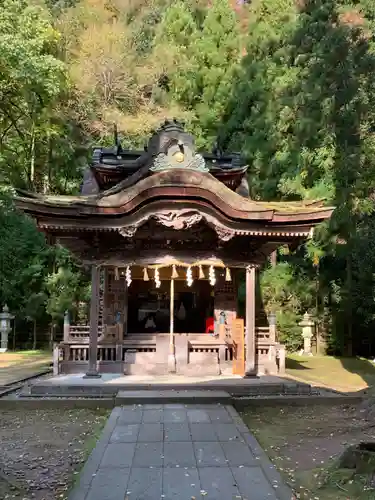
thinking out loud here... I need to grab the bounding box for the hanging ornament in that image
[225,267,232,282]
[198,265,205,280]
[143,267,149,281]
[154,268,161,288]
[209,265,216,286]
[186,266,193,287]
[171,264,179,279]
[114,267,119,280]
[125,266,132,287]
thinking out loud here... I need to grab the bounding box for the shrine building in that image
[14,120,333,378]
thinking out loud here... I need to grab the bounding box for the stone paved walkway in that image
[69,404,292,500]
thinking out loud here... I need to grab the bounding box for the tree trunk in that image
[49,323,54,351]
[32,319,37,350]
[346,252,353,357]
[29,121,35,191]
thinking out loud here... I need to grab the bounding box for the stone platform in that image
[25,373,313,398]
[69,404,293,500]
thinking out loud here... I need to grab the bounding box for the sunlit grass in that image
[286,354,375,393]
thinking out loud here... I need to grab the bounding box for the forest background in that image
[1,0,375,354]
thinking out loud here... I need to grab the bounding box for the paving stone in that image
[117,408,143,424]
[194,442,227,467]
[163,441,196,467]
[221,441,256,466]
[142,409,163,423]
[100,443,135,468]
[137,423,163,442]
[231,466,278,499]
[199,467,241,500]
[189,423,217,441]
[162,467,201,499]
[187,409,210,423]
[86,467,130,500]
[163,409,187,423]
[163,422,191,441]
[132,442,163,467]
[163,403,186,409]
[142,404,163,409]
[126,467,162,499]
[188,404,222,409]
[110,424,140,443]
[212,423,241,442]
[207,407,233,423]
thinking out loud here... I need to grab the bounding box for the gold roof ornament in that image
[173,151,184,163]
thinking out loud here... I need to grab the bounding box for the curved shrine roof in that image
[14,120,334,240]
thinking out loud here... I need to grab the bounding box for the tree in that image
[0,0,67,190]
[154,0,241,148]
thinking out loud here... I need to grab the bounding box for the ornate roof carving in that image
[88,119,244,192]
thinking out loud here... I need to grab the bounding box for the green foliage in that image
[154,0,240,148]
[0,0,68,190]
[0,189,48,313]
[45,246,90,323]
[260,261,314,351]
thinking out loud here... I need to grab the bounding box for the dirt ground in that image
[242,402,375,500]
[0,408,109,500]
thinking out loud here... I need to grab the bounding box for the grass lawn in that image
[0,349,51,368]
[286,354,375,393]
[0,350,52,385]
[241,404,375,500]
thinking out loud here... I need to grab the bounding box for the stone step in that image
[115,389,232,405]
[27,380,313,398]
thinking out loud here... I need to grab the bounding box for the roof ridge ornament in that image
[150,151,208,173]
[148,118,209,173]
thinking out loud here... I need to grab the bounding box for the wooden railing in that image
[55,324,285,375]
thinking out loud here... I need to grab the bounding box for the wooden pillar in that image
[85,265,101,378]
[168,278,176,372]
[245,265,256,376]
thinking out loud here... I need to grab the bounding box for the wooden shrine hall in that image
[15,120,333,377]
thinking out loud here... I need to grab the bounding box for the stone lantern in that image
[299,312,315,356]
[0,305,14,352]
[268,311,277,343]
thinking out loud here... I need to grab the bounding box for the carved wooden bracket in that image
[118,225,140,238]
[117,209,236,241]
[153,210,202,230]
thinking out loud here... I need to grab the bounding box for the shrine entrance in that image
[127,278,213,335]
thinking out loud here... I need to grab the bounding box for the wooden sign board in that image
[232,318,245,376]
